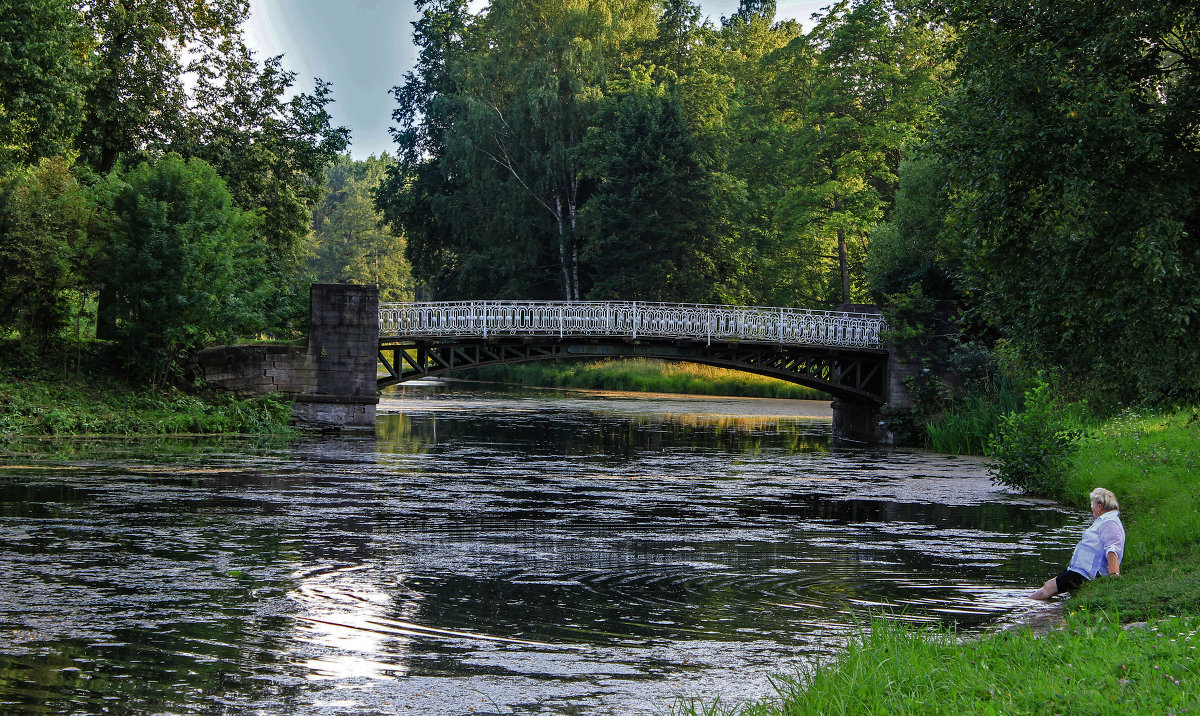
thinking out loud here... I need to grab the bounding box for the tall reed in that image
[925,375,1021,454]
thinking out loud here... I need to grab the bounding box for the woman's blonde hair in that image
[1090,487,1119,511]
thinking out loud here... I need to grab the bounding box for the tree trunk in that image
[837,226,850,305]
[833,193,850,305]
[567,184,579,301]
[555,194,572,300]
[74,292,84,381]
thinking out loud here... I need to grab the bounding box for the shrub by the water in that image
[986,380,1086,498]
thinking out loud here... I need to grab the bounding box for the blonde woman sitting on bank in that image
[1030,488,1125,600]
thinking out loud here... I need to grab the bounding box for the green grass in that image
[462,359,828,400]
[677,611,1199,715]
[1064,409,1200,618]
[679,407,1200,714]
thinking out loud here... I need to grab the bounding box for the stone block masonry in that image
[195,284,380,432]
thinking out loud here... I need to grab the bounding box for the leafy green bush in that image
[98,154,265,386]
[987,380,1085,497]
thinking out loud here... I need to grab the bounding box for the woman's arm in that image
[1107,550,1120,576]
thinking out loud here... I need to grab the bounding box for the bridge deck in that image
[379,301,886,349]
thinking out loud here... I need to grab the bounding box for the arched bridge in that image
[377,301,890,405]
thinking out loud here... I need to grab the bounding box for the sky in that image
[244,0,831,160]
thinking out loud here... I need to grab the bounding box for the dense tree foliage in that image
[98,155,261,385]
[376,0,469,300]
[864,155,955,300]
[579,75,724,301]
[0,156,99,348]
[77,0,247,174]
[699,10,802,305]
[181,45,351,266]
[0,0,349,383]
[781,0,948,305]
[0,0,91,175]
[933,0,1200,403]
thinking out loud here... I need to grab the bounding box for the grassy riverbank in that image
[463,359,827,400]
[0,360,294,439]
[681,408,1200,715]
[1068,409,1200,618]
[682,613,1197,715]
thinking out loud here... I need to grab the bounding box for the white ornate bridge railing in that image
[378,301,888,350]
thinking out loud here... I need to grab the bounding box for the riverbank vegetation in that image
[463,359,827,400]
[0,378,293,438]
[922,378,1020,456]
[0,345,294,440]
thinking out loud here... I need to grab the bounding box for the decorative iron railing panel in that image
[379,301,887,349]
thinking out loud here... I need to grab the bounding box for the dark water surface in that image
[0,384,1084,714]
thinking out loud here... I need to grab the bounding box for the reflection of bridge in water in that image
[377,301,890,407]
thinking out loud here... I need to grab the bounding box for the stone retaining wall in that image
[193,344,309,396]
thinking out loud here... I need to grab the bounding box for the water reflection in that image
[292,564,412,681]
[0,384,1087,714]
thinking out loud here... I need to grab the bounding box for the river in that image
[0,383,1084,714]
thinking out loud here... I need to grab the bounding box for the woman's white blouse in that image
[1067,509,1125,579]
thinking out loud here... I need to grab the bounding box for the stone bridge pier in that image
[830,361,922,446]
[291,283,380,430]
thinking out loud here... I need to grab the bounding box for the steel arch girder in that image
[378,338,887,405]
